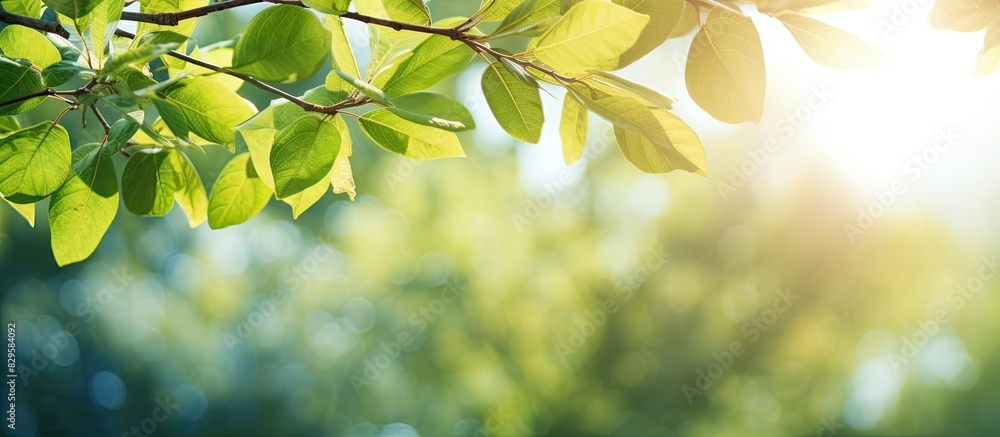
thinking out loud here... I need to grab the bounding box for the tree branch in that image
[0,10,70,38]
[114,29,364,115]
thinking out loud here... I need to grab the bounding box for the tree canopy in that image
[0,0,985,266]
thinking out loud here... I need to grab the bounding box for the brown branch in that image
[0,10,70,38]
[0,88,57,110]
[114,29,364,115]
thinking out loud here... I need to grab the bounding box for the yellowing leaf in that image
[685,7,766,124]
[614,110,706,176]
[613,0,685,68]
[560,94,588,165]
[975,17,1000,74]
[928,0,1000,32]
[567,78,704,174]
[530,0,650,72]
[778,13,891,70]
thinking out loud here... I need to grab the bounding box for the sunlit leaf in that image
[381,35,474,97]
[359,108,465,159]
[559,94,588,165]
[122,148,207,228]
[48,143,119,266]
[302,0,351,14]
[3,197,34,227]
[928,0,1000,32]
[88,0,125,67]
[387,92,476,132]
[778,13,891,70]
[231,5,332,82]
[0,122,71,202]
[686,7,766,123]
[270,115,341,199]
[208,153,271,229]
[482,61,543,143]
[0,25,61,69]
[154,77,257,151]
[1,0,41,18]
[335,70,394,106]
[0,57,46,116]
[529,0,649,72]
[614,110,706,175]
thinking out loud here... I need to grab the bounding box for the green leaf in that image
[270,115,341,199]
[231,5,332,82]
[587,70,676,111]
[238,103,351,210]
[614,110,706,175]
[498,57,540,88]
[0,57,46,116]
[382,0,431,25]
[529,0,649,72]
[98,42,180,80]
[284,118,354,214]
[324,15,361,94]
[929,0,1000,32]
[0,25,60,69]
[121,148,207,226]
[88,0,126,67]
[612,0,684,68]
[359,108,465,159]
[686,7,766,124]
[154,77,257,151]
[42,60,91,87]
[107,66,157,108]
[107,117,141,151]
[481,61,543,143]
[0,116,19,134]
[334,70,393,105]
[0,122,71,202]
[381,35,474,97]
[41,0,101,19]
[490,0,562,39]
[1,0,41,18]
[387,92,476,132]
[778,13,892,70]
[48,142,119,266]
[207,153,271,229]
[302,0,351,13]
[3,197,34,227]
[559,94,587,165]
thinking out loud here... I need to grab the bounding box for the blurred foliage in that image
[3,1,1000,437]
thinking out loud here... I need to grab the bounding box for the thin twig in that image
[114,29,363,115]
[90,104,112,134]
[0,88,58,109]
